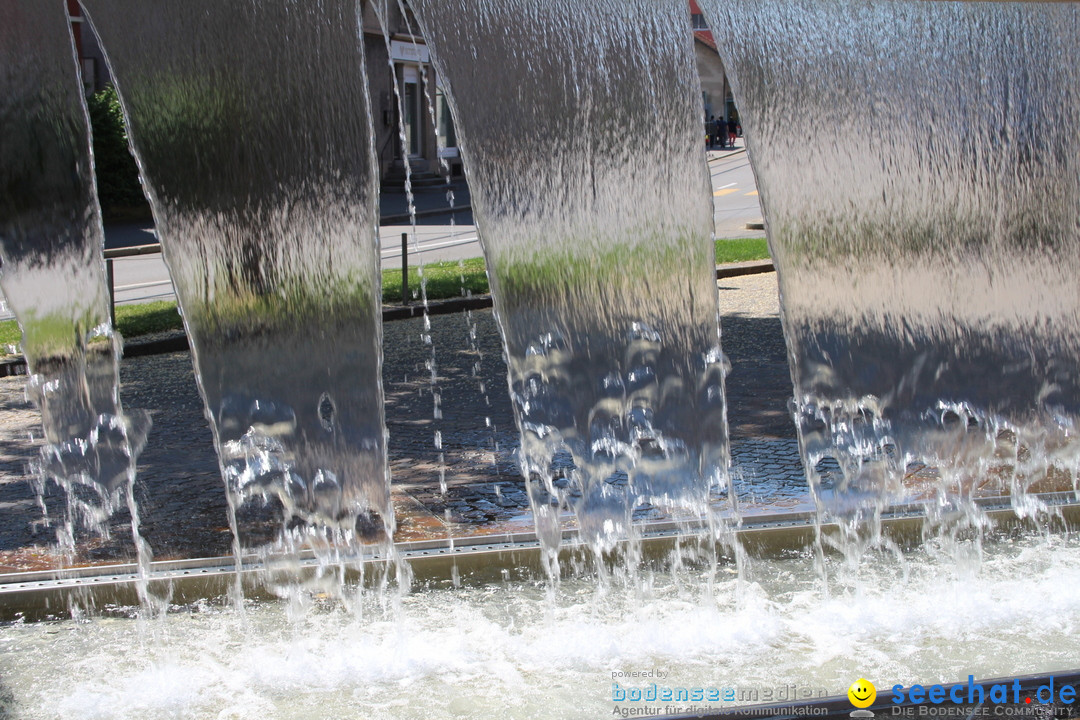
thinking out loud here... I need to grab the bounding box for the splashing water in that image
[409,0,731,568]
[700,0,1080,522]
[81,0,392,561]
[2,532,1080,718]
[0,1,150,567]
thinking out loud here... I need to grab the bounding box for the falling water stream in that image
[0,1,150,571]
[81,0,393,564]
[409,0,731,567]
[370,0,450,495]
[699,0,1080,521]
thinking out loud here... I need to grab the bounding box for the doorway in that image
[401,65,422,158]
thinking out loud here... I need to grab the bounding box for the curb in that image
[0,358,26,378]
[716,259,773,278]
[0,259,775,375]
[382,294,492,321]
[379,203,472,225]
[706,146,747,163]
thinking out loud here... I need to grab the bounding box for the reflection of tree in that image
[87,0,380,328]
[236,231,269,298]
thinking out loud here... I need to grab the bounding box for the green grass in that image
[186,275,375,339]
[0,239,771,355]
[0,320,20,351]
[382,238,770,307]
[115,300,185,337]
[0,302,185,357]
[493,233,712,311]
[714,237,770,264]
[384,257,488,303]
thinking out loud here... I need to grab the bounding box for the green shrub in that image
[86,85,150,220]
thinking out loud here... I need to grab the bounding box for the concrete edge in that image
[0,259,775,373]
[0,494,1075,620]
[715,259,774,279]
[0,358,26,378]
[706,146,747,163]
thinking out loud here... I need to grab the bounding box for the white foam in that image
[4,535,1080,719]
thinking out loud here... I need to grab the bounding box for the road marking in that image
[745,190,759,196]
[713,188,739,197]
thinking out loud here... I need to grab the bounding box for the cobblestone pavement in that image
[0,273,815,570]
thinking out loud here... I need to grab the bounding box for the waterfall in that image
[701,0,1080,512]
[0,0,149,552]
[80,0,392,551]
[408,0,730,561]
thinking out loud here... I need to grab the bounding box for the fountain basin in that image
[0,492,1076,621]
[1,511,1079,719]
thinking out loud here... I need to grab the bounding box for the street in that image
[0,146,763,319]
[707,147,765,239]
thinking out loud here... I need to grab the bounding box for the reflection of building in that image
[689,0,736,125]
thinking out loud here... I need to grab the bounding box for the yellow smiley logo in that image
[848,678,877,708]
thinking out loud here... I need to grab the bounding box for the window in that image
[436,85,458,156]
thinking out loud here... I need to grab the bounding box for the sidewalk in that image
[378,177,472,224]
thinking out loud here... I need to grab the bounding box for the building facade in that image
[689,0,736,126]
[360,2,460,185]
[66,0,108,95]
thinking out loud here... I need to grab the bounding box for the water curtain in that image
[701,0,1080,515]
[0,0,149,546]
[408,0,731,560]
[81,0,391,546]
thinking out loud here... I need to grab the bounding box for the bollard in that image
[106,258,116,328]
[401,232,409,306]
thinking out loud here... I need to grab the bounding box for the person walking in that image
[727,117,738,148]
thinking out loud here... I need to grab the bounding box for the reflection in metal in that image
[700,0,1080,517]
[81,0,391,552]
[409,0,730,568]
[0,0,149,553]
